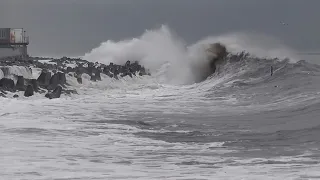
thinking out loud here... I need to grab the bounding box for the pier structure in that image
[0,28,29,60]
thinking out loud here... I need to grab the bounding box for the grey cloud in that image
[1,0,320,57]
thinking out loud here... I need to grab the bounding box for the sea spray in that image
[84,25,300,85]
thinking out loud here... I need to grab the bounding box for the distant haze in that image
[1,0,320,63]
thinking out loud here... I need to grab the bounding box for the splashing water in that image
[83,25,300,85]
[2,25,320,180]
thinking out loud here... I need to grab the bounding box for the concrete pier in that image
[0,28,29,60]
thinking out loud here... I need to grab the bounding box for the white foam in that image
[194,32,301,63]
[0,69,4,79]
[38,59,57,65]
[0,66,33,79]
[83,25,300,85]
[1,25,317,180]
[31,67,43,79]
[1,76,320,179]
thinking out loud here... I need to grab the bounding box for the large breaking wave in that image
[83,25,301,85]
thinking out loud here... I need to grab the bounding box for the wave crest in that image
[83,25,300,85]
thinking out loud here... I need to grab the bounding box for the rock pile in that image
[0,57,150,99]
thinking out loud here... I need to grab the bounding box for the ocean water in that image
[1,26,320,180]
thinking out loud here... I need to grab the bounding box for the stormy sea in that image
[1,26,320,180]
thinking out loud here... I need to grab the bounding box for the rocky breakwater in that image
[0,57,150,99]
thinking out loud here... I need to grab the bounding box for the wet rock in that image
[120,68,133,78]
[94,71,101,81]
[48,73,59,90]
[47,72,66,90]
[37,70,51,87]
[139,67,147,76]
[125,60,131,67]
[57,72,67,84]
[24,85,34,97]
[75,66,87,75]
[0,78,15,91]
[87,67,95,76]
[1,56,151,99]
[90,74,97,82]
[103,66,110,74]
[103,67,113,78]
[66,67,73,73]
[87,67,101,81]
[45,85,62,99]
[30,79,39,92]
[113,68,120,77]
[16,76,26,91]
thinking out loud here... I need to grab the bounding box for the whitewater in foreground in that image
[1,26,320,180]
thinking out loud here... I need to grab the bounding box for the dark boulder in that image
[88,67,101,80]
[48,73,59,90]
[13,94,19,98]
[120,68,133,78]
[130,61,142,74]
[16,76,26,91]
[0,78,15,91]
[37,70,51,87]
[125,60,131,67]
[113,68,120,76]
[87,67,95,75]
[57,72,67,84]
[103,67,113,78]
[75,66,87,75]
[30,79,39,92]
[24,85,34,97]
[90,74,96,81]
[90,68,101,81]
[138,67,147,76]
[45,85,62,99]
[103,66,110,74]
[47,72,66,90]
[94,71,101,81]
[66,67,73,73]
[88,62,94,68]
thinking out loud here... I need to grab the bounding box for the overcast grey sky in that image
[1,0,320,58]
